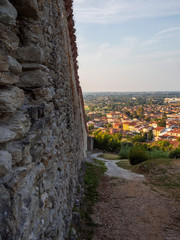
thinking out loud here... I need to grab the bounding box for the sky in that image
[73,0,180,92]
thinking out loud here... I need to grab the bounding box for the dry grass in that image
[116,158,180,201]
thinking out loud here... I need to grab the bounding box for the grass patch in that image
[94,159,107,170]
[148,149,169,159]
[98,153,120,160]
[84,161,107,202]
[133,158,173,174]
[116,160,132,170]
[117,158,180,200]
[72,162,107,240]
[149,173,180,200]
[133,158,180,200]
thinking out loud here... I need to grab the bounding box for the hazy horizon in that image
[83,90,180,93]
[74,0,180,92]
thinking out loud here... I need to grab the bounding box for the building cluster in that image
[164,98,180,103]
[87,110,180,147]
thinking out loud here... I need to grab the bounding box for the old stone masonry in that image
[0,0,87,239]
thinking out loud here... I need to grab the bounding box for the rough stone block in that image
[0,151,12,177]
[0,72,19,85]
[0,86,24,113]
[5,142,23,164]
[12,0,38,20]
[17,47,44,64]
[0,23,19,51]
[0,49,9,71]
[20,24,44,45]
[0,61,9,71]
[0,0,17,25]
[5,111,31,139]
[33,87,55,101]
[19,69,49,88]
[8,55,22,74]
[0,127,16,143]
[21,63,48,71]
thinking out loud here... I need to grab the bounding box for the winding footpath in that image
[90,153,144,180]
[90,152,180,240]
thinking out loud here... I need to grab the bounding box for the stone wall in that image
[0,0,87,239]
[87,136,94,152]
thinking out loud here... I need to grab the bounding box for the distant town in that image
[84,92,180,148]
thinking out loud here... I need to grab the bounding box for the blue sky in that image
[73,0,180,92]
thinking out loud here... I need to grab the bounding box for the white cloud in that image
[155,27,180,36]
[77,31,180,66]
[73,0,180,92]
[74,0,180,24]
[142,27,180,46]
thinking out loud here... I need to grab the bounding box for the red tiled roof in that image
[129,122,137,126]
[153,127,165,131]
[170,129,180,134]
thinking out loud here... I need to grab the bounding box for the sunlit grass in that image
[72,162,107,240]
[98,153,120,160]
[116,160,132,170]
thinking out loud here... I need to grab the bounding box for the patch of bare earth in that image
[92,176,180,240]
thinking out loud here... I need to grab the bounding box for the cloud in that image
[78,32,180,68]
[155,27,180,36]
[142,27,180,46]
[74,0,180,24]
[73,0,180,92]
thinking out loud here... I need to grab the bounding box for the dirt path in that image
[91,155,180,240]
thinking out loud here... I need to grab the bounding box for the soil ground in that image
[92,176,180,240]
[90,152,180,240]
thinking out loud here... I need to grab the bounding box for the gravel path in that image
[92,177,180,240]
[90,153,144,180]
[90,152,180,240]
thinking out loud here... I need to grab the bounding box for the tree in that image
[107,123,113,128]
[124,110,130,117]
[131,135,146,143]
[145,116,151,122]
[156,140,172,152]
[143,132,147,142]
[148,130,153,141]
[88,124,94,131]
[132,111,139,119]
[93,130,121,152]
[137,106,144,118]
[162,112,167,119]
[86,115,91,122]
[157,119,166,127]
[89,105,95,111]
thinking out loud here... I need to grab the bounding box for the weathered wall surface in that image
[0,0,87,239]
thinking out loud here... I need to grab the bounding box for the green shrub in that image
[120,141,133,148]
[128,146,148,165]
[148,149,169,159]
[119,147,131,159]
[154,140,172,152]
[169,148,180,159]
